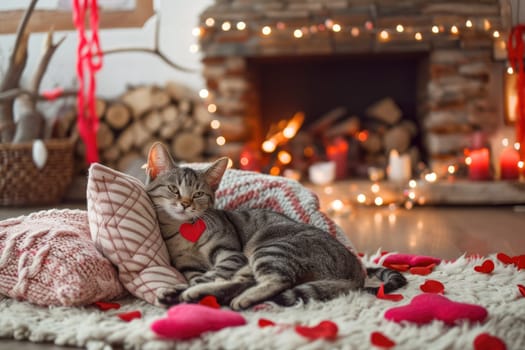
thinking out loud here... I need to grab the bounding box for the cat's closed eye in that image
[193,191,205,198]
[167,185,179,196]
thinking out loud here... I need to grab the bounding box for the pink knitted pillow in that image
[0,209,124,306]
[86,163,187,306]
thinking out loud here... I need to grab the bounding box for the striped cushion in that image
[87,163,186,306]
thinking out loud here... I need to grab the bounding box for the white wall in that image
[0,0,212,115]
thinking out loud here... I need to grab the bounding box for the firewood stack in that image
[61,82,212,177]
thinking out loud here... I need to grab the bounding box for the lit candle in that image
[388,149,411,182]
[468,148,491,180]
[326,137,349,179]
[499,147,520,180]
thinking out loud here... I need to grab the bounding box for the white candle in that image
[309,161,336,185]
[388,149,411,182]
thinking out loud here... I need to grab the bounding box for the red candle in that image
[326,137,349,179]
[469,148,491,181]
[500,147,520,180]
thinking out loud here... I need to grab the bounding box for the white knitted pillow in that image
[87,163,187,307]
[0,209,124,306]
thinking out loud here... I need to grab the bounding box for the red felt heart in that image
[384,263,410,272]
[93,301,121,311]
[497,253,513,265]
[295,321,338,340]
[518,284,525,298]
[258,318,276,328]
[474,333,507,350]
[384,294,488,326]
[410,263,436,276]
[180,219,206,243]
[199,295,220,309]
[117,310,142,322]
[151,304,246,340]
[376,284,404,302]
[474,260,494,274]
[382,253,441,267]
[420,279,445,294]
[370,331,396,348]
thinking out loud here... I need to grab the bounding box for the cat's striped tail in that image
[270,267,407,306]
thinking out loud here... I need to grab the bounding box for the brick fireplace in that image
[198,0,508,177]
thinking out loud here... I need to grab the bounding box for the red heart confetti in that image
[497,253,513,265]
[295,320,338,341]
[420,279,445,294]
[199,295,220,309]
[513,255,525,270]
[93,301,121,311]
[370,331,396,348]
[117,310,142,322]
[518,284,525,298]
[473,333,507,350]
[410,263,436,276]
[376,284,404,302]
[258,318,276,328]
[474,260,494,274]
[180,218,207,243]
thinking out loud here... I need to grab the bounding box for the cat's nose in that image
[180,198,192,209]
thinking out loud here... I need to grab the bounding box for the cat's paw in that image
[230,295,254,311]
[190,275,214,286]
[156,284,189,306]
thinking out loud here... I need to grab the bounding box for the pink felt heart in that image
[420,279,445,294]
[294,320,338,341]
[151,304,246,340]
[383,254,441,267]
[179,219,206,243]
[370,331,396,348]
[474,333,507,350]
[384,294,488,326]
[474,260,494,274]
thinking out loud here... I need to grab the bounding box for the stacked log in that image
[62,82,212,176]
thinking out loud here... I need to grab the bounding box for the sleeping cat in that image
[145,142,407,310]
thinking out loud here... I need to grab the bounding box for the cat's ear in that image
[204,157,229,191]
[146,142,175,182]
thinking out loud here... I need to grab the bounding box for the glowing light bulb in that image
[448,165,455,174]
[432,25,439,34]
[465,156,472,166]
[221,21,231,31]
[357,194,366,204]
[396,24,404,33]
[379,30,390,41]
[192,27,202,37]
[519,160,524,169]
[216,136,226,146]
[293,29,303,38]
[236,21,246,30]
[409,179,417,188]
[515,142,521,151]
[262,26,271,35]
[205,17,215,27]
[374,197,384,206]
[330,199,344,212]
[210,119,220,129]
[466,19,473,28]
[277,150,292,165]
[262,140,276,153]
[450,25,459,35]
[502,138,509,147]
[424,172,437,182]
[507,66,515,75]
[414,32,423,41]
[371,183,380,193]
[493,30,500,38]
[199,89,209,99]
[240,157,249,166]
[351,27,360,37]
[207,103,217,113]
[332,24,341,32]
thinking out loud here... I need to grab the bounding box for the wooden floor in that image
[1,201,525,350]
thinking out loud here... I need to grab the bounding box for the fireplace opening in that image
[249,52,429,177]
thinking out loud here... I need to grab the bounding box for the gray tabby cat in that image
[145,142,407,310]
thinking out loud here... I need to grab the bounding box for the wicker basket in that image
[0,139,75,206]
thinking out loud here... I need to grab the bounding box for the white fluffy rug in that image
[1,252,524,350]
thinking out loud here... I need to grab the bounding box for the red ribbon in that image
[73,0,103,163]
[507,25,525,160]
